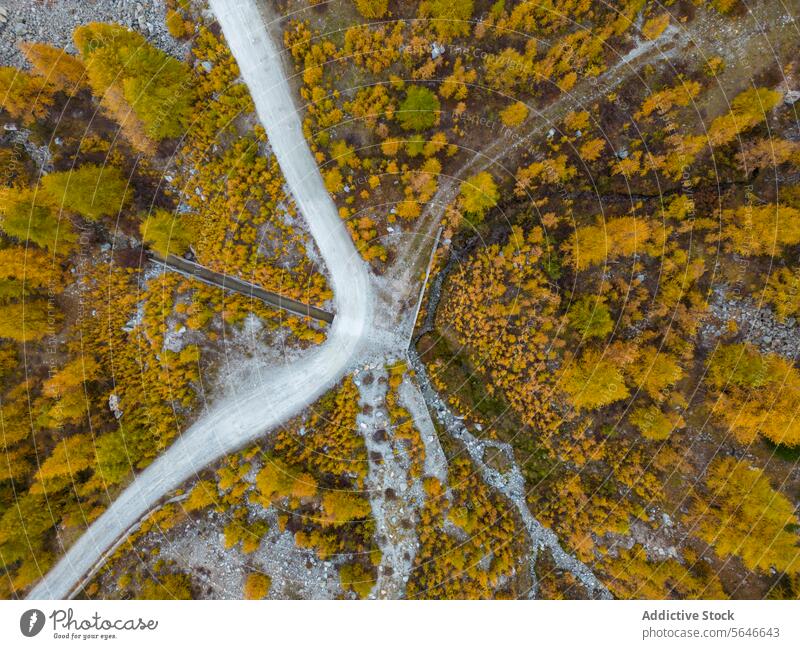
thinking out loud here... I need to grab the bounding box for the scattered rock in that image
[784,90,800,105]
[108,393,123,420]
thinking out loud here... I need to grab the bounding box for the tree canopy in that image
[41,164,132,221]
[397,86,440,132]
[459,172,499,223]
[73,22,193,144]
[0,67,52,124]
[687,458,800,574]
[19,42,86,95]
[0,187,76,251]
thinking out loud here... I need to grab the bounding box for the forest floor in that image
[25,0,800,600]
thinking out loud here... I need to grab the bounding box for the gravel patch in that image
[356,365,423,599]
[156,507,342,599]
[701,285,800,358]
[0,0,188,67]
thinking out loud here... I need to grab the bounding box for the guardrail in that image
[148,252,334,324]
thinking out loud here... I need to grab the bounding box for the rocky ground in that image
[1,125,51,170]
[701,285,800,359]
[153,504,344,599]
[0,0,188,66]
[356,366,422,599]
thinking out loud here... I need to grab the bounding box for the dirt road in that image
[28,0,373,600]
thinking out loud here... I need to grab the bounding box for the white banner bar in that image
[0,600,797,648]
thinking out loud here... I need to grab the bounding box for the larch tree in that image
[353,0,389,19]
[417,0,474,42]
[563,216,651,271]
[73,23,193,146]
[720,204,800,256]
[0,247,58,296]
[629,404,684,440]
[764,266,800,321]
[567,295,613,339]
[19,42,86,96]
[625,346,684,399]
[0,300,55,342]
[41,164,132,221]
[0,187,76,251]
[33,434,95,485]
[0,66,53,124]
[459,172,498,224]
[321,491,372,526]
[499,101,529,127]
[560,348,630,411]
[397,85,440,132]
[687,457,800,574]
[139,209,194,256]
[706,343,800,447]
[243,572,271,599]
[339,563,375,598]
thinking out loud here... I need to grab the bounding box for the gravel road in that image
[28,0,373,600]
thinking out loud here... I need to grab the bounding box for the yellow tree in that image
[500,101,529,127]
[353,0,388,18]
[563,216,651,271]
[73,23,193,147]
[720,204,800,256]
[706,344,800,446]
[0,186,76,251]
[708,88,782,146]
[0,67,52,124]
[764,267,800,321]
[629,404,684,440]
[459,172,498,224]
[567,295,613,339]
[320,491,371,526]
[139,209,195,257]
[243,573,271,599]
[42,164,132,221]
[687,457,800,573]
[625,346,684,399]
[33,434,95,485]
[19,42,86,95]
[641,14,670,40]
[0,300,55,342]
[339,563,375,598]
[560,348,630,411]
[0,247,59,296]
[418,0,474,42]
